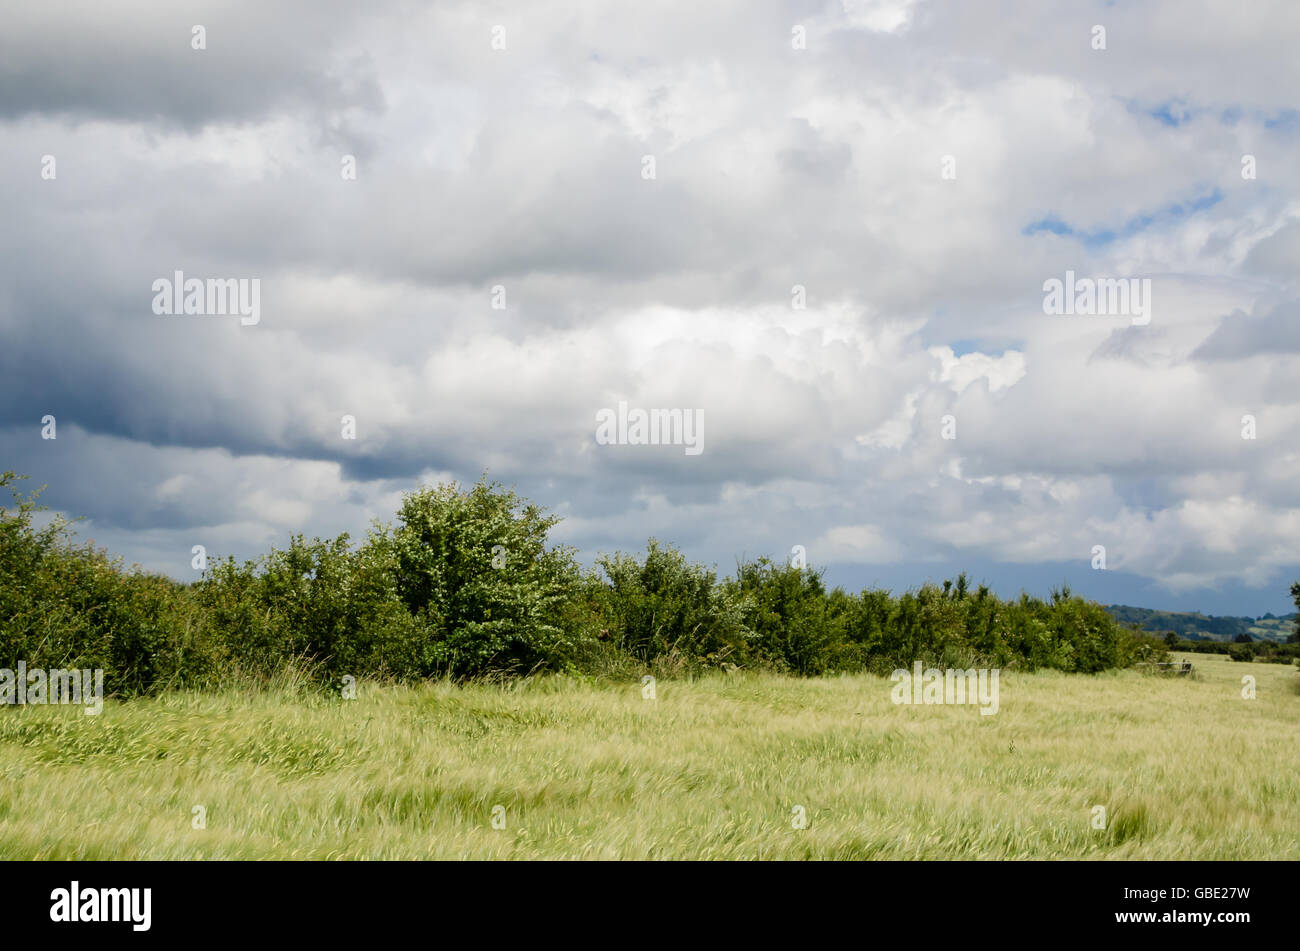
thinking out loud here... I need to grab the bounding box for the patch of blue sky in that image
[936,338,1023,358]
[1022,190,1222,247]
[1148,100,1193,126]
[1262,108,1299,131]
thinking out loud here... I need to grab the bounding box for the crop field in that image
[1,653,1295,860]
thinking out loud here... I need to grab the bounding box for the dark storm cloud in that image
[0,0,386,128]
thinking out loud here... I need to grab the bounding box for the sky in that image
[2,0,1298,616]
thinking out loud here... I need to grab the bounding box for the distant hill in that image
[1105,605,1299,643]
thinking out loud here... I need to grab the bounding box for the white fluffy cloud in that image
[2,0,1298,609]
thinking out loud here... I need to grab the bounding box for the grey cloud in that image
[0,1,386,128]
[1191,300,1300,361]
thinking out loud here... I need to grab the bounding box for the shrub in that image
[593,540,751,668]
[390,478,585,677]
[728,558,847,674]
[0,472,203,695]
[247,531,431,680]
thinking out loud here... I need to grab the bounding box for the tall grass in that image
[0,653,1294,859]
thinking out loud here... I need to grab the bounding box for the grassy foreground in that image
[1,653,1296,859]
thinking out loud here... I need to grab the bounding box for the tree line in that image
[1,471,1174,696]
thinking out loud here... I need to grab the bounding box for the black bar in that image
[3,860,1278,939]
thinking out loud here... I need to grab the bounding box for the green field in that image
[1,653,1296,859]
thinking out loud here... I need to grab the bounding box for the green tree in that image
[391,478,582,677]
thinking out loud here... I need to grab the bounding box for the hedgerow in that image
[0,471,1167,693]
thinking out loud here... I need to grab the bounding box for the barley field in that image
[1,653,1296,859]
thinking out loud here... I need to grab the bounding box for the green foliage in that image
[1173,635,1299,664]
[1228,644,1255,662]
[592,540,750,668]
[229,531,429,679]
[0,472,196,695]
[728,559,848,674]
[0,471,1189,694]
[390,479,585,677]
[1107,603,1298,644]
[1291,582,1300,643]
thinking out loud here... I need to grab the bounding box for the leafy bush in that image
[592,540,750,668]
[390,479,585,677]
[0,472,199,695]
[728,559,848,674]
[1228,644,1255,662]
[240,531,430,679]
